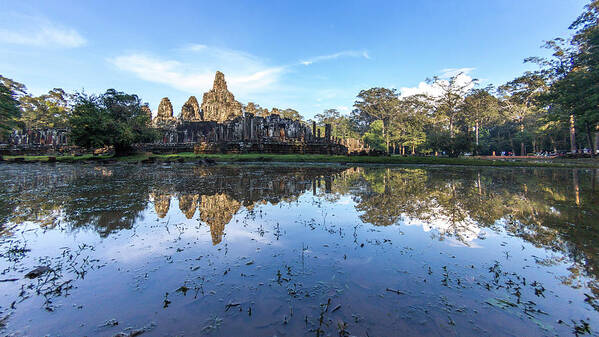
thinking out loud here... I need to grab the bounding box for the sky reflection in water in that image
[0,163,597,336]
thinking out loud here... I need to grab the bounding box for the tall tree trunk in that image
[411,144,415,155]
[570,114,577,153]
[549,135,557,153]
[449,117,454,138]
[585,121,594,156]
[475,120,479,155]
[509,134,515,155]
[520,123,525,156]
[382,120,389,154]
[594,124,599,155]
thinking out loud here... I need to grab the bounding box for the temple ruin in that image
[179,96,202,122]
[1,71,348,155]
[153,97,177,128]
[200,71,243,123]
[147,71,347,155]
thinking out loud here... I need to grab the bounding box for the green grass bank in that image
[2,152,599,168]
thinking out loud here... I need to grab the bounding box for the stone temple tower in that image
[180,96,202,121]
[153,97,177,128]
[200,71,243,123]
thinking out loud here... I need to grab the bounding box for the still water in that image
[0,163,597,336]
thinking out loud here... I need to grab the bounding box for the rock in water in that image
[180,96,202,121]
[25,266,52,279]
[201,71,243,123]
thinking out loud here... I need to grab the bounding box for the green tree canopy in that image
[20,88,71,129]
[352,87,399,153]
[279,108,303,121]
[427,73,476,138]
[362,120,386,151]
[462,87,501,153]
[69,89,157,155]
[0,82,21,139]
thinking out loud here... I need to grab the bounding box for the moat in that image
[0,163,597,336]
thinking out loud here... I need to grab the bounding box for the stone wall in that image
[342,138,371,154]
[7,128,70,146]
[148,113,347,155]
[0,129,76,155]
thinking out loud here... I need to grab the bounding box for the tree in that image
[427,73,476,138]
[559,1,599,153]
[499,73,547,155]
[363,120,386,151]
[314,109,341,127]
[279,108,303,121]
[389,95,429,154]
[314,109,360,140]
[19,88,71,129]
[0,75,27,98]
[0,82,21,139]
[524,1,599,155]
[69,89,157,155]
[353,88,399,153]
[463,87,500,154]
[560,0,599,153]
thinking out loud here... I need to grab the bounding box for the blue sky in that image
[0,0,588,119]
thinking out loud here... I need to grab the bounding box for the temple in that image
[146,71,347,154]
[1,71,350,155]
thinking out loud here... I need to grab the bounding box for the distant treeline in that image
[311,1,599,156]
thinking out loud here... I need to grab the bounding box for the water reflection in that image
[0,163,598,336]
[2,165,598,280]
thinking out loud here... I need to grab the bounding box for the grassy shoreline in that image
[1,152,599,168]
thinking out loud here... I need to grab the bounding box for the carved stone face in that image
[156,97,174,119]
[200,72,243,123]
[180,96,202,121]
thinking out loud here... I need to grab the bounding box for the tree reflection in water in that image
[0,163,598,336]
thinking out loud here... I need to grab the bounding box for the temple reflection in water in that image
[1,164,598,283]
[146,166,344,244]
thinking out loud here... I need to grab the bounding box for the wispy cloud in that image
[110,46,285,97]
[111,45,368,99]
[184,44,207,52]
[300,50,370,66]
[0,15,86,48]
[400,68,476,97]
[440,67,475,78]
